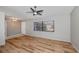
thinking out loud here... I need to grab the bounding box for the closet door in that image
[0,12,5,46]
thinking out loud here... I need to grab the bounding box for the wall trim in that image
[24,34,70,43]
[71,43,79,53]
[0,41,5,46]
[6,34,24,39]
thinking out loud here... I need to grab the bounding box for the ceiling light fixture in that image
[12,17,17,21]
[26,6,43,16]
[34,12,37,15]
[12,19,17,21]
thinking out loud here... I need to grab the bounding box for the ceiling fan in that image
[26,6,43,16]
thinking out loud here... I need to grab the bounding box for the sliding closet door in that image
[0,12,5,46]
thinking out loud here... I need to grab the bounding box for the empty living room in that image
[0,6,79,53]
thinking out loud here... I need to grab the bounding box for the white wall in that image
[0,7,22,19]
[71,7,79,52]
[6,19,21,36]
[25,15,70,42]
[0,7,23,38]
[21,22,26,34]
[0,12,5,45]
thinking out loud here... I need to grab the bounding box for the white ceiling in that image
[0,6,74,20]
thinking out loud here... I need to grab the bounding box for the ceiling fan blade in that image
[37,12,42,15]
[34,6,37,8]
[30,8,35,12]
[26,6,43,16]
[33,14,35,16]
[37,10,43,12]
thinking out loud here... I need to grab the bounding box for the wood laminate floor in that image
[0,35,77,53]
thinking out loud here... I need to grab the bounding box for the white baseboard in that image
[0,40,5,46]
[71,43,79,52]
[24,34,70,43]
[6,34,24,39]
